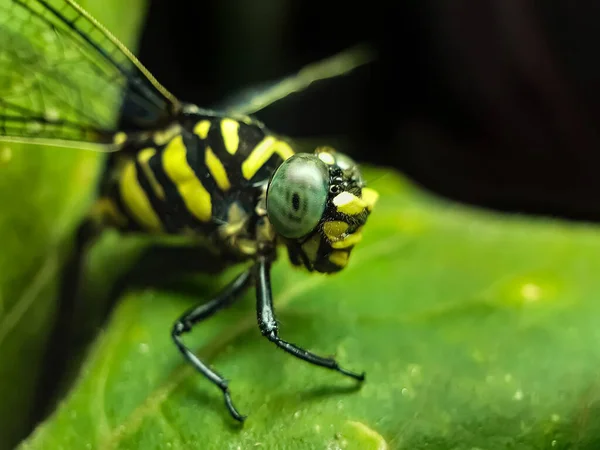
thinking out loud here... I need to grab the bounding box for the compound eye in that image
[266,154,329,239]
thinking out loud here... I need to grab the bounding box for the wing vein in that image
[0,0,181,148]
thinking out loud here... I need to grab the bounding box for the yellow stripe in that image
[333,192,367,215]
[194,120,211,139]
[242,137,295,180]
[162,135,212,222]
[137,148,165,199]
[332,231,363,249]
[329,250,349,268]
[152,124,181,146]
[205,146,231,191]
[275,140,295,161]
[119,161,162,231]
[361,187,379,211]
[221,119,240,154]
[218,202,247,238]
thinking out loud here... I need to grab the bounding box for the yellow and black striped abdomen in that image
[99,114,295,248]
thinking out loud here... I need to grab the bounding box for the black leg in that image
[255,257,365,381]
[33,218,102,421]
[172,269,253,422]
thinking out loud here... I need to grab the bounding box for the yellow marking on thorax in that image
[256,216,276,243]
[137,148,165,199]
[119,161,162,231]
[242,137,295,180]
[333,191,367,215]
[236,238,257,255]
[221,119,240,154]
[218,202,247,239]
[153,124,182,146]
[329,250,349,268]
[194,120,211,139]
[205,146,231,191]
[162,135,212,222]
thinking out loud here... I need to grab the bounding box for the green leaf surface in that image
[0,141,99,450]
[0,1,146,448]
[16,167,600,450]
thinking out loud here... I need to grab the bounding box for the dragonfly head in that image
[266,147,378,273]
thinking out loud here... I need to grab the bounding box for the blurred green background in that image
[3,1,600,450]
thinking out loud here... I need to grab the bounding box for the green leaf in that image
[0,1,146,448]
[16,167,600,449]
[0,142,99,450]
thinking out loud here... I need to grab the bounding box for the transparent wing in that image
[219,44,376,116]
[0,0,180,150]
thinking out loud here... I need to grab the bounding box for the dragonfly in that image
[0,0,379,422]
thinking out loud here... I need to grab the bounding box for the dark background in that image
[136,0,600,222]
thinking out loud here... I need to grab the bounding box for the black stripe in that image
[134,153,178,233]
[184,131,221,201]
[108,179,142,232]
[206,118,240,185]
[182,130,224,232]
[208,119,267,189]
